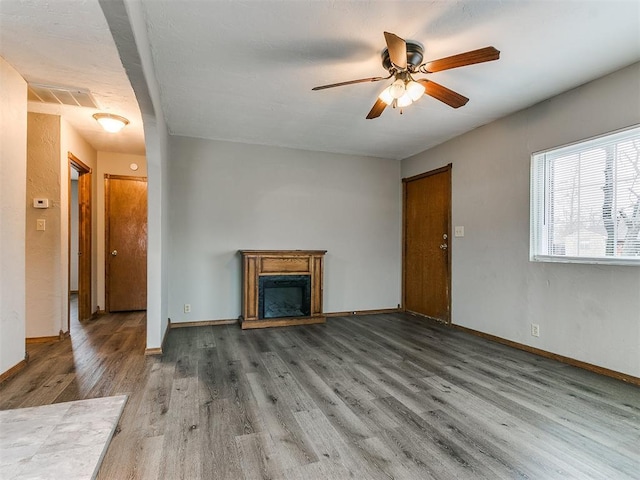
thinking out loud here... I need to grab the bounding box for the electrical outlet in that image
[184,304,191,313]
[531,323,540,337]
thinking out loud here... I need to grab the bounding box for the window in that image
[531,126,640,265]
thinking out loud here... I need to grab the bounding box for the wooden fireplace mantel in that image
[239,250,326,329]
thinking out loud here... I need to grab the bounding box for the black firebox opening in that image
[258,275,311,319]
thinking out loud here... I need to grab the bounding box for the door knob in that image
[111,250,118,256]
[439,244,448,250]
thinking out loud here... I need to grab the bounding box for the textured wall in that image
[0,58,27,374]
[168,137,401,323]
[24,115,98,337]
[26,113,62,338]
[402,63,640,377]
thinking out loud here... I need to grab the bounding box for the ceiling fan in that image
[312,32,500,119]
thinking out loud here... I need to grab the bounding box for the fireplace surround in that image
[239,250,326,329]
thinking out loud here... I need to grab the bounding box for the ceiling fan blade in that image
[312,76,389,91]
[418,79,469,108]
[366,98,387,119]
[384,31,407,69]
[420,46,500,73]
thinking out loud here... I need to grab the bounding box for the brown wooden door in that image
[77,171,92,321]
[106,175,148,312]
[403,165,451,322]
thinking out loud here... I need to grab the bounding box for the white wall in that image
[168,137,401,323]
[95,151,147,310]
[402,63,640,377]
[0,57,27,374]
[144,115,170,349]
[104,0,171,350]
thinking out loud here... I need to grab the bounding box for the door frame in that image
[68,153,92,329]
[402,164,452,323]
[104,174,148,313]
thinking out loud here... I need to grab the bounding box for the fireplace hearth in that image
[239,250,326,329]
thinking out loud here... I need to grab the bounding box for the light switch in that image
[37,219,46,231]
[454,226,464,237]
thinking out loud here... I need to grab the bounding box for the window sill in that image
[531,255,640,266]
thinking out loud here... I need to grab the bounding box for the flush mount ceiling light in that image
[93,113,129,133]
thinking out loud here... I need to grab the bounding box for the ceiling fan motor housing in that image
[382,41,424,72]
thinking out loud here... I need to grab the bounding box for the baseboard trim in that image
[171,319,238,328]
[26,335,62,344]
[144,318,172,356]
[326,308,400,318]
[0,358,28,384]
[452,324,640,386]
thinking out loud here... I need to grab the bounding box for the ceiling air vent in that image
[28,83,98,109]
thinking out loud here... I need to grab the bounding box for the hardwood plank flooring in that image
[1,310,638,479]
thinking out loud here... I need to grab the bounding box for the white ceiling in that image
[1,1,639,160]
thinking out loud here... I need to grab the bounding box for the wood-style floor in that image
[1,307,638,479]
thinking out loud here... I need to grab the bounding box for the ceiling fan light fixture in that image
[389,79,406,99]
[378,86,395,105]
[93,113,129,133]
[406,81,426,101]
[396,92,413,108]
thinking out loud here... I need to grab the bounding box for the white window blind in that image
[531,126,640,265]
